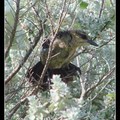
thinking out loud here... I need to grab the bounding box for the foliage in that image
[5,0,115,120]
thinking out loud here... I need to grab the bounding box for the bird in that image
[26,30,98,90]
[40,30,98,69]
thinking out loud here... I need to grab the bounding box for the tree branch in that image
[90,78,114,101]
[37,0,68,86]
[8,98,28,119]
[5,0,20,59]
[79,75,86,102]
[85,66,115,98]
[7,1,69,117]
[93,14,115,41]
[99,0,105,18]
[5,29,43,84]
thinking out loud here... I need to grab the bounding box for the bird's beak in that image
[86,39,98,46]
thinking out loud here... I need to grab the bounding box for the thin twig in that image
[110,0,114,7]
[8,84,37,119]
[85,66,115,98]
[68,1,78,29]
[69,12,77,29]
[99,0,105,18]
[31,1,44,29]
[5,18,13,30]
[93,14,115,41]
[90,79,113,101]
[6,0,15,17]
[5,29,43,84]
[20,0,69,100]
[8,1,69,117]
[58,0,67,24]
[20,1,38,18]
[79,75,86,102]
[98,36,115,48]
[76,56,86,101]
[8,98,28,119]
[38,0,68,86]
[24,0,69,99]
[5,0,20,59]
[44,0,54,34]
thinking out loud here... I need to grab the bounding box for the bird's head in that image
[71,30,98,47]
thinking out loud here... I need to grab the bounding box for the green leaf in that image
[80,1,88,9]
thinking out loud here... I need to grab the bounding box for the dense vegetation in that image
[5,0,115,119]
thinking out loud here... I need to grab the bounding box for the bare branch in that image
[5,0,20,59]
[93,14,115,41]
[58,0,67,24]
[85,66,115,98]
[20,1,38,18]
[98,36,115,48]
[69,12,77,29]
[44,0,55,34]
[99,0,105,18]
[90,79,114,101]
[37,0,68,86]
[8,98,28,119]
[5,18,13,30]
[8,1,70,116]
[79,75,86,102]
[20,0,70,100]
[68,1,78,29]
[5,29,43,84]
[6,0,15,17]
[8,84,39,119]
[110,0,114,7]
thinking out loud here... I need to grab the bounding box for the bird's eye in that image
[56,31,63,38]
[80,34,87,39]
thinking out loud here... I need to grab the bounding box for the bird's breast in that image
[40,37,78,69]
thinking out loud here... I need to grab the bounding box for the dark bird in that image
[40,30,98,68]
[26,30,98,90]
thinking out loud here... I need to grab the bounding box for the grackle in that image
[26,30,98,90]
